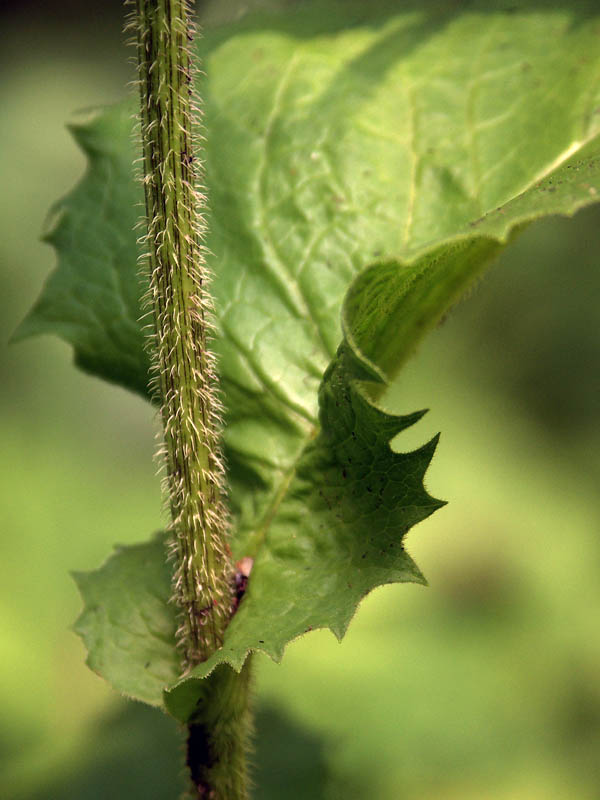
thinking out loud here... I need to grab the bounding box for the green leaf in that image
[164,343,445,721]
[344,136,600,386]
[13,106,149,397]
[73,347,443,717]
[72,535,179,705]
[24,1,600,716]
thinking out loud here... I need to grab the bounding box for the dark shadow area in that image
[26,703,186,800]
[22,700,346,800]
[252,704,331,799]
[3,0,597,40]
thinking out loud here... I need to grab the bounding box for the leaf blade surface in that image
[22,1,600,716]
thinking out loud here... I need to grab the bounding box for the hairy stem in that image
[187,661,254,798]
[131,1,251,796]
[134,0,231,666]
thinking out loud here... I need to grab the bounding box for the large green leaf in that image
[22,1,600,717]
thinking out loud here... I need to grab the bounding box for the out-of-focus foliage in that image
[1,2,599,799]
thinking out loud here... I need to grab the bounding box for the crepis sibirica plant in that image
[16,0,600,796]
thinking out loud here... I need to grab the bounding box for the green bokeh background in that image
[2,2,599,798]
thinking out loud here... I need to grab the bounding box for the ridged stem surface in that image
[132,2,251,797]
[135,0,233,665]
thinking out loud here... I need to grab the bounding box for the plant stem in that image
[187,660,254,798]
[132,1,250,796]
[134,0,231,670]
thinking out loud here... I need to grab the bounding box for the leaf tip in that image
[66,107,107,153]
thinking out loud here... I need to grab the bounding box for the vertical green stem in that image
[187,660,254,798]
[132,1,251,796]
[135,0,231,669]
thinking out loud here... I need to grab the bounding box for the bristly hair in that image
[125,0,234,671]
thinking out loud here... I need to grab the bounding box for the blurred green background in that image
[2,2,599,798]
